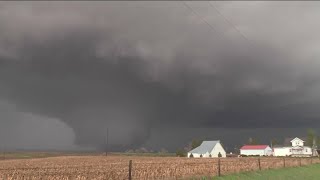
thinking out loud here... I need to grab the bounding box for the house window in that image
[289,149,292,152]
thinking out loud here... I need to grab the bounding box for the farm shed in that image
[187,140,226,158]
[240,145,272,156]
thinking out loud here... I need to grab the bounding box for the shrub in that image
[176,149,186,157]
[158,148,168,154]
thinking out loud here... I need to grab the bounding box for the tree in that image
[233,146,240,154]
[135,147,149,153]
[159,148,168,154]
[184,142,192,152]
[306,129,316,147]
[248,137,259,145]
[125,149,135,153]
[191,139,203,149]
[176,149,186,157]
[271,138,279,148]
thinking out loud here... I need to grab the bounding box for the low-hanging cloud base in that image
[0,1,320,150]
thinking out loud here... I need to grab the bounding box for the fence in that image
[0,156,319,179]
[130,157,320,179]
[217,157,319,176]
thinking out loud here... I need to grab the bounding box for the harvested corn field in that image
[0,156,319,180]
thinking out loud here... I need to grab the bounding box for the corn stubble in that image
[0,156,318,180]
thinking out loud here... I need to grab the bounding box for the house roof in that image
[240,145,270,150]
[284,137,307,146]
[290,137,305,142]
[188,141,220,154]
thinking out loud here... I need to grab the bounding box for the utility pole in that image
[2,145,5,160]
[312,137,317,157]
[105,128,109,156]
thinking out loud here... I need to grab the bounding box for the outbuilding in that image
[240,145,272,156]
[187,140,226,158]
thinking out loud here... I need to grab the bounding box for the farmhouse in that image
[273,137,314,157]
[187,140,226,158]
[240,145,272,156]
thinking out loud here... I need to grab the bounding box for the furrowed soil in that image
[0,155,319,180]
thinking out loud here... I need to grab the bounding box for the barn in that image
[187,140,226,158]
[240,145,272,156]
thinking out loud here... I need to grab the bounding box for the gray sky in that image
[0,1,320,151]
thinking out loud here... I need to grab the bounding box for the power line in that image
[181,1,225,41]
[208,1,254,46]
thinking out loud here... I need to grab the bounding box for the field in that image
[213,163,320,180]
[0,152,176,160]
[0,152,95,160]
[0,155,319,179]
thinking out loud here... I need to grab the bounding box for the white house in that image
[240,145,272,156]
[273,137,313,157]
[187,141,226,158]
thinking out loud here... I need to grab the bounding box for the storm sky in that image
[1,1,320,151]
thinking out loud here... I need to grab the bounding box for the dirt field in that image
[0,156,319,180]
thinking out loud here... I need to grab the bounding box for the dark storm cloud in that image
[1,1,320,149]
